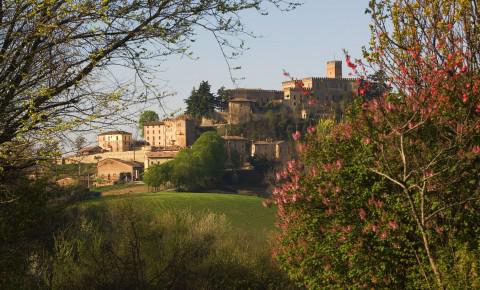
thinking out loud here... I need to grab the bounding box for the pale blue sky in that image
[148,0,372,115]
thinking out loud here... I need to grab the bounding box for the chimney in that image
[327,60,342,79]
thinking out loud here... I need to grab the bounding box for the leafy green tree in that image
[215,86,231,112]
[138,111,159,137]
[143,161,173,191]
[185,81,216,119]
[144,132,227,191]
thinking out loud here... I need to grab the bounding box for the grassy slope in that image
[80,192,277,241]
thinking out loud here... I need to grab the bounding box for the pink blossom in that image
[388,220,399,230]
[472,145,480,154]
[307,126,316,134]
[346,55,357,70]
[380,231,388,241]
[358,208,366,221]
[462,93,469,103]
[292,130,301,141]
[476,103,480,113]
[362,137,371,145]
[335,160,343,170]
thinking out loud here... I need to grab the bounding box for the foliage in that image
[271,1,480,289]
[215,86,231,112]
[144,131,227,190]
[0,177,64,289]
[38,203,297,290]
[185,81,216,119]
[138,111,159,137]
[143,161,174,191]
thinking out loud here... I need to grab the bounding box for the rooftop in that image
[99,158,143,167]
[98,130,132,136]
[229,97,257,103]
[222,135,248,141]
[145,151,179,158]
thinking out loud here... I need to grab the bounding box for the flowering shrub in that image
[271,1,480,289]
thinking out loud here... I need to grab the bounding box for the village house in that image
[96,158,144,185]
[144,150,178,170]
[144,115,196,148]
[97,130,133,152]
[222,136,249,168]
[78,145,104,155]
[251,140,291,164]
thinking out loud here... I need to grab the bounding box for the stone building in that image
[226,88,283,107]
[282,61,358,119]
[228,98,256,125]
[251,140,291,164]
[144,115,196,148]
[222,136,249,168]
[96,158,144,184]
[97,130,133,152]
[144,150,178,170]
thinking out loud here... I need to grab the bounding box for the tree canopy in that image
[144,131,227,191]
[185,81,216,119]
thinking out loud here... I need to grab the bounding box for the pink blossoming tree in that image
[271,1,480,289]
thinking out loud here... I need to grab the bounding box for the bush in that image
[39,202,297,290]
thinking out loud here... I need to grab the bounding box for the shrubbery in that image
[37,203,296,290]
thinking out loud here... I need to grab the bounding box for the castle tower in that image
[326,60,342,79]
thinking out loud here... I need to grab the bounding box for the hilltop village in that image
[64,61,359,186]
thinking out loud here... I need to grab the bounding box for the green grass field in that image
[80,192,277,241]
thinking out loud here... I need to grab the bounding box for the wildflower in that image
[362,137,371,145]
[307,126,316,134]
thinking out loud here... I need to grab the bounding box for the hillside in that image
[79,192,277,241]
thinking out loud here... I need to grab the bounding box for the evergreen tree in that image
[215,86,231,112]
[185,81,215,119]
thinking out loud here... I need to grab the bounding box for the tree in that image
[143,161,174,191]
[215,86,231,112]
[0,0,300,175]
[138,111,159,137]
[144,131,227,191]
[185,81,216,119]
[74,135,87,178]
[271,1,480,289]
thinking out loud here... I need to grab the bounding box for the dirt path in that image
[102,185,150,196]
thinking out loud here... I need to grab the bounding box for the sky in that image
[73,0,372,148]
[155,0,372,114]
